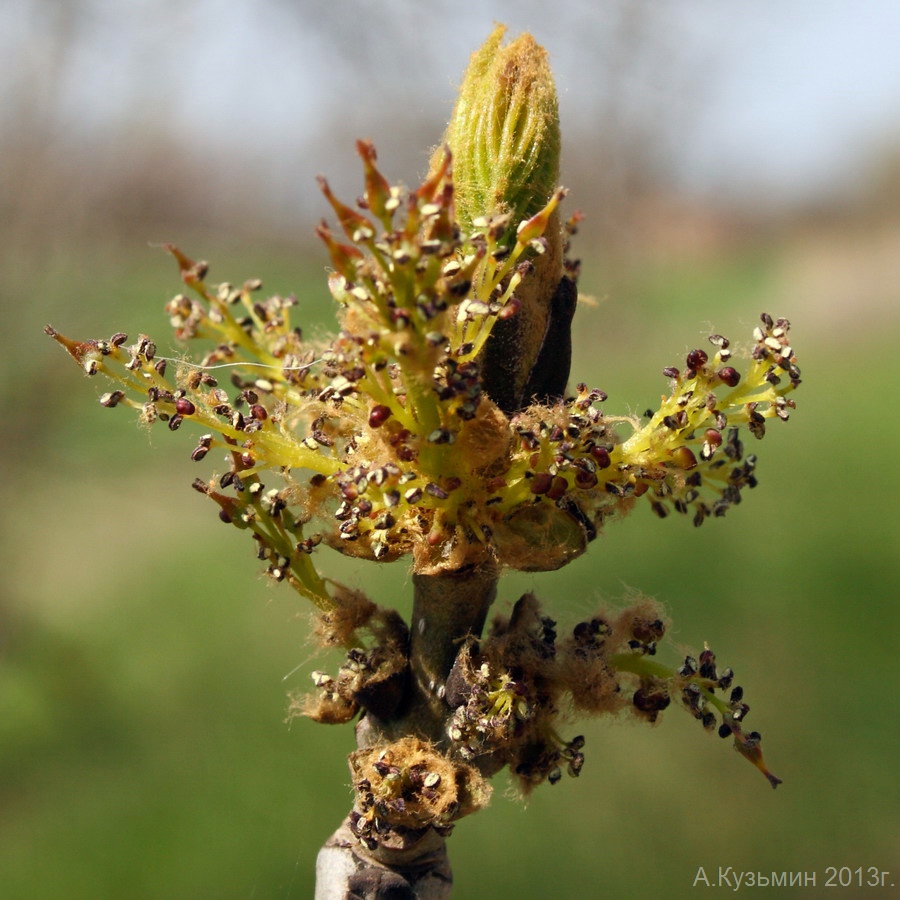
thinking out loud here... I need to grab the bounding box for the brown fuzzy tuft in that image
[349,737,492,839]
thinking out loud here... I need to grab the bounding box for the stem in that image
[357,562,499,747]
[317,562,498,899]
[405,564,499,741]
[316,819,451,900]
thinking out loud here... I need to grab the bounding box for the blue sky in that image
[674,1,900,199]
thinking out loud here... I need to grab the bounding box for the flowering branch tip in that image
[47,27,801,880]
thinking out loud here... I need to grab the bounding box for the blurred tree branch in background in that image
[1,0,704,260]
[5,0,898,272]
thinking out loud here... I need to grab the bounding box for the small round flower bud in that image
[670,447,698,470]
[590,446,611,469]
[530,472,553,495]
[686,349,708,371]
[718,366,741,387]
[368,404,392,428]
[547,475,568,501]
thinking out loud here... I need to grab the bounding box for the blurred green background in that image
[3,2,898,897]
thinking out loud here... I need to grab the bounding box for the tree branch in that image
[319,563,498,898]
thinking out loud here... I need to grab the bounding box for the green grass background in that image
[2,236,897,898]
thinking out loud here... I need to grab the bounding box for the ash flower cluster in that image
[45,27,799,871]
[299,589,782,806]
[46,145,800,606]
[441,592,781,792]
[347,737,492,849]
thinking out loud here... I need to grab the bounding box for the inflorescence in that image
[448,592,783,791]
[46,142,799,595]
[48,140,795,842]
